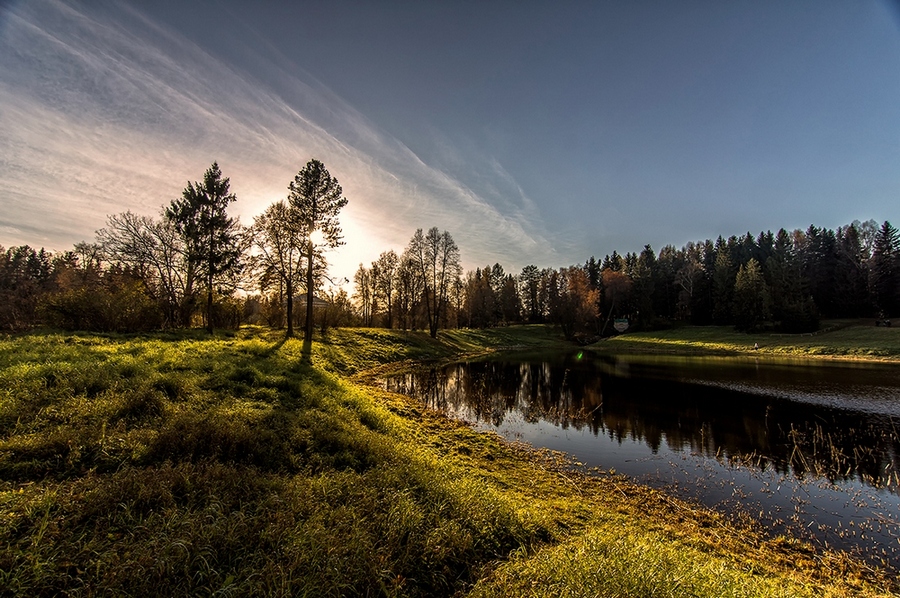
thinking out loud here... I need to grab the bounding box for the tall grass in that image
[0,330,550,596]
[471,525,811,598]
[0,327,894,596]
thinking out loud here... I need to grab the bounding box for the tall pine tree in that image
[166,162,241,333]
[870,221,900,316]
[288,159,348,343]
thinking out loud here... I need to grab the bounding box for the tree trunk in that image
[422,287,435,338]
[207,236,214,334]
[429,295,439,337]
[206,287,213,334]
[602,299,617,336]
[286,278,294,338]
[305,242,314,344]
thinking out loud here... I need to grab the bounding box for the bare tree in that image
[97,211,192,327]
[675,256,703,320]
[373,250,399,328]
[248,200,307,337]
[407,227,461,338]
[353,263,374,326]
[395,252,422,331]
[549,266,599,340]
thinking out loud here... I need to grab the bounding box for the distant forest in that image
[1,164,897,339]
[341,218,896,339]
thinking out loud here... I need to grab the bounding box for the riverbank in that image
[0,326,895,596]
[595,319,900,362]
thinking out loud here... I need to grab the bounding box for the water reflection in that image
[385,354,900,490]
[381,353,900,568]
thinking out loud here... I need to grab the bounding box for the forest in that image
[2,161,898,340]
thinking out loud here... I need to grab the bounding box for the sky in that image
[1,0,899,283]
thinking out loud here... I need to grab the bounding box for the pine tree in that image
[712,244,734,324]
[870,221,900,316]
[732,259,770,331]
[288,159,348,343]
[166,162,241,333]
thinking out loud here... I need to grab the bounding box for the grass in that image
[472,526,809,598]
[0,325,896,596]
[597,318,900,361]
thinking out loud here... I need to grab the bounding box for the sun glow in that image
[309,228,325,247]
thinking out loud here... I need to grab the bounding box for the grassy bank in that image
[0,325,895,596]
[597,319,900,361]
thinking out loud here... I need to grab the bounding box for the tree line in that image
[2,159,898,339]
[0,160,344,338]
[0,159,459,340]
[353,220,899,340]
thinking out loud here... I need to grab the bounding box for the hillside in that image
[0,326,894,597]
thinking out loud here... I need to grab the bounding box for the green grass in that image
[472,526,806,598]
[0,326,895,597]
[598,319,900,361]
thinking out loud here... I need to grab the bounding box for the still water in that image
[380,352,900,569]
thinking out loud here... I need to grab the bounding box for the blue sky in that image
[1,0,899,281]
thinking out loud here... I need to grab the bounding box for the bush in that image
[40,281,164,332]
[777,299,819,333]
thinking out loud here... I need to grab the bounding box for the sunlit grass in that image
[601,319,900,361]
[471,525,814,598]
[0,326,895,596]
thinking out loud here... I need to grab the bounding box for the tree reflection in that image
[382,354,900,492]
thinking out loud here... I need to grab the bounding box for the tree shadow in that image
[261,337,287,357]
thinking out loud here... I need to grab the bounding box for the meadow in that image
[598,319,900,360]
[0,325,896,597]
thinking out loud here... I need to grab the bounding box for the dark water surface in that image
[379,352,900,569]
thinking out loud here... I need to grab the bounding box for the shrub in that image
[777,299,819,333]
[40,282,164,332]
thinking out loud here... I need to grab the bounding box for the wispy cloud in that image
[0,0,556,275]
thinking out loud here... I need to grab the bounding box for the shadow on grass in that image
[261,336,287,357]
[302,338,312,363]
